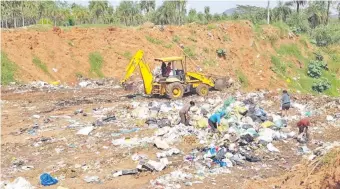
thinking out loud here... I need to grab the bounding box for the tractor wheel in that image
[196,84,209,96]
[166,82,184,99]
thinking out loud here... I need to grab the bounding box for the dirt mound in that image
[1,20,301,89]
[245,148,340,189]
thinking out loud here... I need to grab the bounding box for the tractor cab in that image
[154,56,186,82]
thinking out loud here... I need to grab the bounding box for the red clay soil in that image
[1,20,298,89]
[244,148,340,189]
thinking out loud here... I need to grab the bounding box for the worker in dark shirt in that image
[179,101,195,125]
[297,117,311,141]
[281,90,291,117]
[161,62,167,77]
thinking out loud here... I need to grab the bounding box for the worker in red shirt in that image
[297,118,311,141]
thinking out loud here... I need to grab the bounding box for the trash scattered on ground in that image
[40,173,58,186]
[1,177,34,189]
[76,126,94,135]
[84,176,100,183]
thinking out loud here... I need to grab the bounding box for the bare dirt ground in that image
[1,85,339,189]
[1,20,300,90]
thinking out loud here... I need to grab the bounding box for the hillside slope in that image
[1,20,339,94]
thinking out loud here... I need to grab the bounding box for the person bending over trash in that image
[179,101,195,126]
[208,112,226,132]
[281,90,291,117]
[297,117,311,141]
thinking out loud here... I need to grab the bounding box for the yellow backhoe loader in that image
[121,50,227,99]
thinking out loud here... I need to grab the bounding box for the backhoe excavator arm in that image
[120,50,153,95]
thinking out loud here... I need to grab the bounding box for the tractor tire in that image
[166,82,184,99]
[196,84,209,96]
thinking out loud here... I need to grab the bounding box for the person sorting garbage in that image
[179,101,195,126]
[208,112,226,132]
[297,117,311,141]
[281,90,291,117]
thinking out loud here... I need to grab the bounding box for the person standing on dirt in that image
[208,112,226,132]
[281,90,291,117]
[297,117,311,141]
[179,101,195,126]
[161,62,167,77]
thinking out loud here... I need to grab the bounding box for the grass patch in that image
[299,35,309,48]
[276,44,302,57]
[163,44,172,49]
[146,36,163,45]
[123,51,132,59]
[272,21,289,38]
[207,24,217,30]
[203,59,216,66]
[203,47,209,53]
[33,56,52,77]
[89,52,104,78]
[267,34,279,46]
[187,36,197,42]
[172,35,180,43]
[236,70,248,87]
[75,72,83,78]
[270,55,286,74]
[183,46,196,58]
[223,35,230,42]
[253,23,263,34]
[68,40,74,46]
[1,52,17,85]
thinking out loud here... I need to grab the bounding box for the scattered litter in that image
[40,173,58,186]
[83,176,100,183]
[76,126,94,135]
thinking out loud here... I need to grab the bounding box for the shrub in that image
[216,48,226,58]
[38,18,52,25]
[312,23,340,47]
[307,60,328,78]
[286,13,310,34]
[123,51,132,59]
[312,78,331,93]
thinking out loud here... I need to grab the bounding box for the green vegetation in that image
[187,36,197,42]
[183,46,195,58]
[68,40,74,46]
[270,55,286,74]
[172,35,180,43]
[1,52,17,85]
[123,51,132,59]
[312,77,331,93]
[203,47,209,53]
[145,36,163,45]
[272,21,289,38]
[207,24,216,30]
[89,52,104,78]
[33,56,50,76]
[236,70,248,87]
[276,44,301,58]
[75,72,83,78]
[307,60,327,78]
[222,35,230,42]
[203,59,216,66]
[216,48,226,58]
[163,44,172,49]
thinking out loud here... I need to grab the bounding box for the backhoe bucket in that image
[214,78,227,91]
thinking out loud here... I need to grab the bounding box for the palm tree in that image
[140,0,155,14]
[294,0,306,13]
[272,1,292,22]
[89,0,108,24]
[204,6,211,22]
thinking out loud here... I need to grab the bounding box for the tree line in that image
[0,0,339,29]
